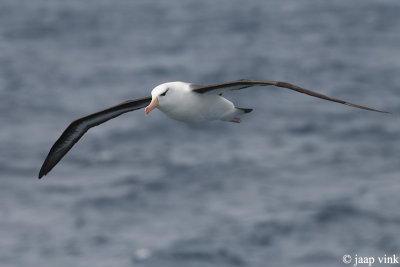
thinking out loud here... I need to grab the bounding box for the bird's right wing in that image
[191,79,389,114]
[38,96,151,179]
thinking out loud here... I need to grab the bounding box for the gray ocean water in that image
[1,0,400,266]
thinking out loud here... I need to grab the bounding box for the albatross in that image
[38,79,389,179]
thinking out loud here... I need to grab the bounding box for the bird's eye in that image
[160,89,169,97]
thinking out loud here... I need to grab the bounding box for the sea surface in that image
[1,0,400,266]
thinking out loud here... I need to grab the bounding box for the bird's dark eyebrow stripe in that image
[160,89,169,96]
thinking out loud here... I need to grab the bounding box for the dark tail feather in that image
[236,107,253,114]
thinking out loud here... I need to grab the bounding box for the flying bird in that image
[38,79,389,179]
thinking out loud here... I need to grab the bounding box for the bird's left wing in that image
[38,96,151,179]
[191,79,389,114]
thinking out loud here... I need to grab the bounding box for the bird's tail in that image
[235,107,253,114]
[221,107,253,123]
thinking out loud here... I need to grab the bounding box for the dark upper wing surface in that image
[191,79,389,114]
[38,97,151,179]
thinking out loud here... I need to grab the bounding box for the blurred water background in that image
[1,0,400,266]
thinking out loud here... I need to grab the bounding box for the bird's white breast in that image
[157,84,235,122]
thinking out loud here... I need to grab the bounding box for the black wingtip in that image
[38,169,45,179]
[38,161,50,179]
[344,102,390,114]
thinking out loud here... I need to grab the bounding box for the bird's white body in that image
[151,82,241,122]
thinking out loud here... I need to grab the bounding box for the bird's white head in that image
[145,82,188,115]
